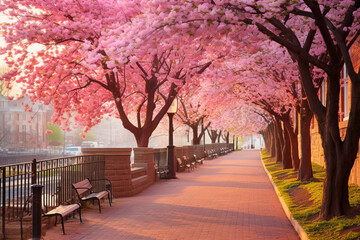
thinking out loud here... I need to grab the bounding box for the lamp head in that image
[167,97,178,114]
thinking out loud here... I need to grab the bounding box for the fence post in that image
[32,159,37,184]
[2,167,5,239]
[31,184,43,240]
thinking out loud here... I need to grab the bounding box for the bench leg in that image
[108,193,112,207]
[98,199,101,213]
[107,190,112,205]
[79,207,83,223]
[60,215,65,235]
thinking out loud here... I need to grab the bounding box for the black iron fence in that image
[153,148,167,168]
[0,155,105,238]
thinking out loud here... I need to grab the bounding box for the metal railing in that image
[0,154,105,238]
[153,148,167,168]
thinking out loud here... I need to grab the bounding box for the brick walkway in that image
[45,150,299,240]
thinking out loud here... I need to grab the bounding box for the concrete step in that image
[131,167,147,179]
[131,175,148,186]
[131,175,151,196]
[131,163,147,169]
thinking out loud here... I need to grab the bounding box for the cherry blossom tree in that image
[2,0,360,219]
[0,0,211,147]
[228,0,360,219]
[143,0,360,219]
[176,83,211,145]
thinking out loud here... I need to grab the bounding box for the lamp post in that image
[167,98,178,179]
[236,136,238,150]
[233,135,235,151]
[202,117,205,157]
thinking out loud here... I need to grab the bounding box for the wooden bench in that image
[20,195,82,236]
[177,157,191,172]
[155,158,169,179]
[72,178,112,213]
[205,149,218,159]
[44,203,82,235]
[193,154,203,166]
[156,165,169,179]
[183,156,195,170]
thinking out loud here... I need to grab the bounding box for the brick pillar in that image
[133,148,155,184]
[82,148,132,198]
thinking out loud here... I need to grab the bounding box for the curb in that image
[260,155,309,240]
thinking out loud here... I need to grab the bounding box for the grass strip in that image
[261,149,360,240]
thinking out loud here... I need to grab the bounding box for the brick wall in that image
[133,147,156,184]
[82,148,132,198]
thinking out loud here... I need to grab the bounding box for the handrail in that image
[0,154,105,238]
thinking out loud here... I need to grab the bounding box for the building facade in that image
[0,95,51,150]
[306,41,360,185]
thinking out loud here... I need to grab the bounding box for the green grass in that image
[261,150,360,240]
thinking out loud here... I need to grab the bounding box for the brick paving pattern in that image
[45,150,299,240]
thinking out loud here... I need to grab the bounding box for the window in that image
[22,125,26,142]
[344,64,349,79]
[342,64,349,121]
[344,79,349,119]
[321,80,326,106]
[8,101,17,107]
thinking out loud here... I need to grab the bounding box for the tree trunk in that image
[261,129,270,153]
[217,130,222,143]
[319,136,352,219]
[134,130,151,147]
[319,80,360,219]
[274,119,284,164]
[192,125,201,144]
[270,124,276,157]
[283,120,300,170]
[282,123,292,169]
[208,129,218,143]
[224,132,230,144]
[298,97,313,181]
[299,68,360,219]
[261,129,269,151]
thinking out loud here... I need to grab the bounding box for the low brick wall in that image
[133,147,156,185]
[82,148,132,198]
[174,143,232,171]
[82,144,233,196]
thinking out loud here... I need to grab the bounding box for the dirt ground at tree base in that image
[289,187,314,208]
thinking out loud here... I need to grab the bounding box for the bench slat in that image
[82,191,108,201]
[72,178,112,213]
[45,204,80,217]
[73,179,93,195]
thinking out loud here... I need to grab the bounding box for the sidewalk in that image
[45,150,299,240]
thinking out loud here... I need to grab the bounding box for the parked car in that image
[0,147,8,154]
[65,146,82,156]
[81,141,98,148]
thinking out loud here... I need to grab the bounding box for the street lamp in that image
[167,97,178,179]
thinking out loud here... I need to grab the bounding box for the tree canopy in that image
[1,0,360,219]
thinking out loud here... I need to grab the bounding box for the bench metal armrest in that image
[89,178,112,189]
[88,178,112,197]
[89,178,112,184]
[74,186,93,194]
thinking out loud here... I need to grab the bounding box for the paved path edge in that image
[259,152,309,240]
